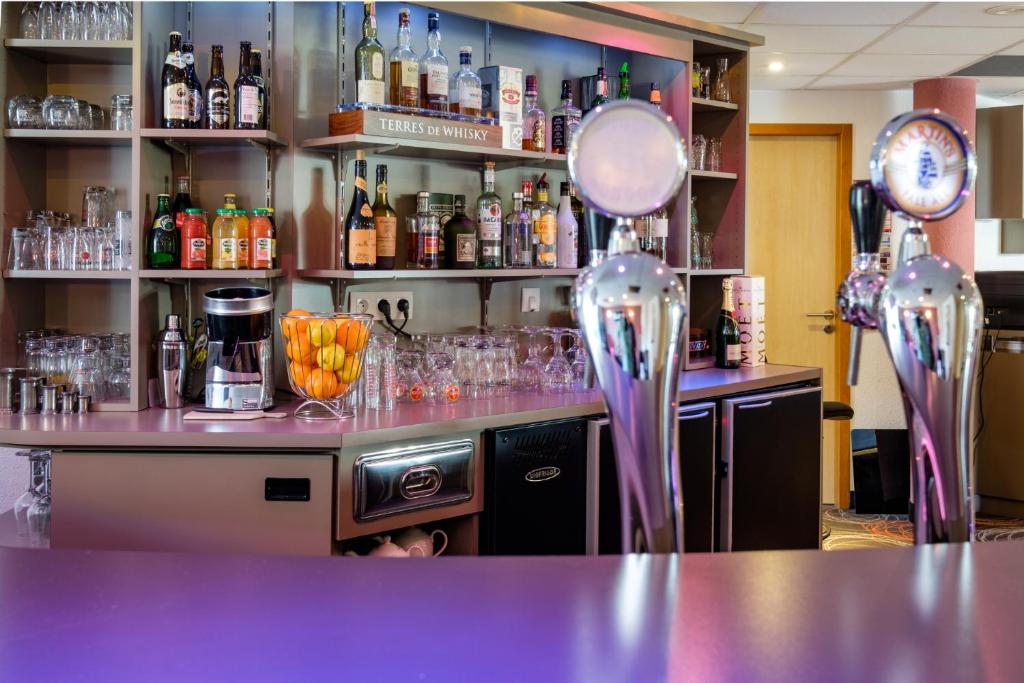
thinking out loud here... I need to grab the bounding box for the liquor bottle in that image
[415,191,440,269]
[205,44,230,129]
[182,41,203,128]
[445,195,476,269]
[556,181,578,269]
[521,75,545,152]
[345,155,376,270]
[419,12,448,112]
[570,181,588,268]
[355,1,385,106]
[647,205,668,262]
[715,278,742,369]
[533,177,557,268]
[161,31,188,129]
[251,48,268,128]
[449,46,482,117]
[590,67,610,109]
[649,81,662,109]
[617,61,631,100]
[147,194,178,268]
[504,192,532,268]
[171,176,192,231]
[372,165,397,269]
[692,61,702,98]
[233,41,260,129]
[550,79,581,155]
[388,8,419,107]
[476,161,502,268]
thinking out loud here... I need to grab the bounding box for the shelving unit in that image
[691,170,738,180]
[299,268,579,280]
[139,269,284,280]
[301,133,565,167]
[139,128,287,148]
[3,39,133,65]
[3,129,133,145]
[1,270,134,280]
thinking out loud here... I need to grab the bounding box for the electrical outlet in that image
[521,287,540,313]
[347,291,414,321]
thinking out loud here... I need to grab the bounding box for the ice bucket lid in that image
[203,287,274,316]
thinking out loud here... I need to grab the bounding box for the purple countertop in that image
[0,365,820,449]
[0,540,1020,681]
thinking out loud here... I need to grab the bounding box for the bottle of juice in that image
[181,208,208,269]
[264,207,277,266]
[233,209,250,267]
[250,208,274,269]
[212,208,237,269]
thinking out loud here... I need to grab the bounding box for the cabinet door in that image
[593,402,718,554]
[481,418,589,555]
[721,386,822,551]
[51,451,335,556]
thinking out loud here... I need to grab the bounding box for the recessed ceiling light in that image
[768,61,784,73]
[985,4,1024,15]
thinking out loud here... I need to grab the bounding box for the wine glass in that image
[516,326,544,392]
[542,329,573,393]
[565,330,588,390]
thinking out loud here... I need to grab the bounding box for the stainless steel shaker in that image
[0,368,19,414]
[18,377,41,415]
[157,314,187,408]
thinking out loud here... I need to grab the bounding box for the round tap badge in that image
[869,109,976,221]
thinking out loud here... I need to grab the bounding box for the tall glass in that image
[713,58,731,102]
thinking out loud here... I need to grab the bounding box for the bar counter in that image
[0,364,820,449]
[0,539,1020,680]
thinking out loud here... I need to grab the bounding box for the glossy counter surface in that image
[0,540,1019,681]
[0,365,820,449]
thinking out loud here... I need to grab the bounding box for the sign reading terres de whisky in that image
[329,109,502,149]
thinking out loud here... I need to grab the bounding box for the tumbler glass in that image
[113,209,132,270]
[20,3,40,39]
[7,95,43,129]
[76,100,92,130]
[111,94,132,130]
[39,2,59,40]
[428,352,460,404]
[396,351,426,402]
[708,137,722,172]
[82,186,113,227]
[42,95,79,130]
[58,0,78,40]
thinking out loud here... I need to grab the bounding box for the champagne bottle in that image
[715,278,742,369]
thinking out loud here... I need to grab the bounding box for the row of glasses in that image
[691,134,723,172]
[24,332,130,402]
[7,223,130,272]
[690,230,715,270]
[8,95,114,130]
[20,1,133,40]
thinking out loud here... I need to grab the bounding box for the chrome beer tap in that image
[569,100,688,553]
[838,109,983,544]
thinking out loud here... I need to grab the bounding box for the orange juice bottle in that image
[250,208,274,268]
[212,208,237,269]
[233,209,250,267]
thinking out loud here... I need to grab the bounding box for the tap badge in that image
[869,109,976,222]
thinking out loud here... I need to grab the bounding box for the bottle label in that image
[371,52,384,79]
[444,384,460,402]
[455,234,476,263]
[165,52,185,68]
[537,214,557,246]
[532,118,545,151]
[458,82,482,111]
[271,238,277,259]
[551,115,565,150]
[163,84,189,121]
[207,89,229,125]
[348,229,376,265]
[409,383,424,402]
[400,60,418,87]
[188,237,207,265]
[237,238,249,263]
[375,215,397,257]
[255,237,272,263]
[218,238,236,264]
[422,234,439,255]
[359,201,373,219]
[652,218,669,238]
[355,177,367,191]
[427,64,448,95]
[357,79,385,104]
[727,344,741,361]
[154,214,174,232]
[238,85,260,124]
[479,211,502,241]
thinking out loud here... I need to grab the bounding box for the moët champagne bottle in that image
[715,278,742,369]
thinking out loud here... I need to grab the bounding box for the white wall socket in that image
[521,287,541,313]
[348,291,414,321]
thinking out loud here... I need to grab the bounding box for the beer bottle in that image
[205,44,230,129]
[233,41,260,130]
[161,32,188,129]
[251,48,268,129]
[182,41,203,128]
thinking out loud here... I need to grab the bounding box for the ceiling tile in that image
[750,52,847,76]
[831,53,982,78]
[911,2,1024,27]
[806,76,915,90]
[635,2,758,24]
[866,26,1024,55]
[749,24,886,53]
[751,2,925,25]
[748,75,816,90]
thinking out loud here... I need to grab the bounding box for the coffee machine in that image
[838,109,983,544]
[203,287,275,410]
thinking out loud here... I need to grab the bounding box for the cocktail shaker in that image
[0,368,19,414]
[157,314,187,408]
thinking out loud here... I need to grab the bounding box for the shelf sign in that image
[329,110,502,149]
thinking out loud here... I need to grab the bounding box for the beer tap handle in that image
[849,180,887,257]
[848,326,862,386]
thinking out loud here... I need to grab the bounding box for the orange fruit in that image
[337,355,362,384]
[284,333,314,365]
[282,309,311,339]
[305,368,338,400]
[288,360,315,388]
[331,375,350,398]
[307,318,337,347]
[315,343,346,371]
[338,320,370,354]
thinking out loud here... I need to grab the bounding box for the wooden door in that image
[748,124,852,507]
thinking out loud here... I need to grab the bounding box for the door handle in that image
[805,309,835,320]
[678,410,711,421]
[738,400,773,410]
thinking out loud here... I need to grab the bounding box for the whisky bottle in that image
[388,8,419,107]
[372,165,397,269]
[355,1,385,105]
[521,75,545,152]
[715,278,742,369]
[550,79,581,155]
[450,46,482,117]
[345,154,376,270]
[419,12,448,111]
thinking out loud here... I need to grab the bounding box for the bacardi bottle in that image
[476,161,502,268]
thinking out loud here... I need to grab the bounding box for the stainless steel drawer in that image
[354,439,474,522]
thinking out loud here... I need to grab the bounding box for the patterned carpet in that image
[822,507,1024,550]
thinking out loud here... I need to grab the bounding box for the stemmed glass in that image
[542,329,573,393]
[516,326,545,393]
[13,451,49,541]
[565,330,588,390]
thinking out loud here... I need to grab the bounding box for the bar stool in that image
[822,401,854,542]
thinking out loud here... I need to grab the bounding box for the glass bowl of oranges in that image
[280,310,373,420]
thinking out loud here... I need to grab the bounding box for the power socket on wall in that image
[347,291,414,321]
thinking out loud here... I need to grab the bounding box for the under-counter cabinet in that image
[51,450,335,556]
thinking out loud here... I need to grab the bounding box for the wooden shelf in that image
[139,128,287,148]
[691,170,738,180]
[691,97,738,112]
[299,268,580,280]
[690,268,744,276]
[300,134,566,167]
[139,269,283,279]
[2,270,132,280]
[4,39,133,65]
[4,129,132,146]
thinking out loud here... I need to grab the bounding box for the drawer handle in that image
[738,400,773,410]
[400,465,442,500]
[678,410,710,421]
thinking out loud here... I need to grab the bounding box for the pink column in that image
[913,77,977,273]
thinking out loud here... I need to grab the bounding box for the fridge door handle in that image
[738,400,773,410]
[678,410,711,421]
